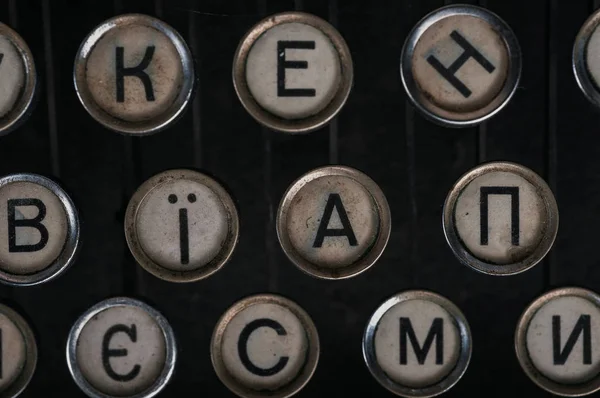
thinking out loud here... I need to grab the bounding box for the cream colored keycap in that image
[76,305,167,396]
[0,35,24,118]
[412,15,508,119]
[125,169,239,282]
[85,24,183,123]
[211,295,319,398]
[0,181,68,275]
[454,171,544,265]
[0,312,27,393]
[221,303,308,391]
[526,296,600,384]
[277,166,390,279]
[374,299,461,388]
[136,179,229,271]
[286,175,379,268]
[246,22,340,120]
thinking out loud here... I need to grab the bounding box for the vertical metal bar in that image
[8,0,17,29]
[476,0,488,163]
[188,7,203,168]
[328,0,339,164]
[42,0,60,177]
[154,0,164,18]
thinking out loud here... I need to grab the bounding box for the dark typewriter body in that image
[0,0,595,397]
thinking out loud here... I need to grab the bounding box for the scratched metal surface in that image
[0,0,593,396]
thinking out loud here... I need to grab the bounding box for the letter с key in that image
[276,166,391,279]
[74,14,194,135]
[67,297,176,398]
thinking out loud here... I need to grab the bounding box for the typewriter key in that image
[211,294,319,398]
[125,169,239,283]
[574,9,600,109]
[67,297,176,398]
[0,173,80,286]
[443,162,558,276]
[516,288,600,396]
[233,12,353,133]
[0,23,36,136]
[0,304,37,398]
[401,5,521,127]
[363,290,471,398]
[276,166,390,279]
[74,14,194,135]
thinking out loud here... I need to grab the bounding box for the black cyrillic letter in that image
[313,193,358,248]
[8,198,49,253]
[426,30,496,98]
[0,54,4,67]
[277,41,316,97]
[400,317,444,365]
[115,46,155,102]
[102,324,141,382]
[479,186,520,246]
[553,315,592,365]
[238,318,289,376]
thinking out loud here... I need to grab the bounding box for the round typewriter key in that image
[0,23,37,136]
[516,288,600,396]
[363,290,471,397]
[0,304,37,397]
[276,166,390,279]
[0,173,80,286]
[67,297,176,398]
[401,5,521,127]
[125,169,239,283]
[233,12,353,134]
[211,294,319,398]
[443,162,558,276]
[573,9,600,109]
[74,14,194,135]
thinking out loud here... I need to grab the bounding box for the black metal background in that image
[0,0,594,397]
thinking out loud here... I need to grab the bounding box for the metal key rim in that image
[362,290,472,398]
[400,5,521,127]
[442,161,559,276]
[66,297,177,398]
[573,9,600,109]
[232,11,353,134]
[515,287,600,397]
[73,14,195,136]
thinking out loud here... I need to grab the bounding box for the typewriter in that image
[0,0,596,397]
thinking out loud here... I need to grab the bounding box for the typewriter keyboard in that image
[0,0,599,397]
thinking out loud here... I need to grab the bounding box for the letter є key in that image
[0,173,80,286]
[67,297,176,398]
[443,162,558,276]
[401,5,521,127]
[74,14,194,135]
[363,290,472,397]
[276,166,391,279]
[516,288,600,396]
[233,12,353,133]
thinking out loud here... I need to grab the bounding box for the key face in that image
[0,304,37,398]
[74,14,194,135]
[276,166,390,279]
[516,288,600,396]
[233,12,353,133]
[401,5,521,127]
[0,23,36,136]
[0,174,80,286]
[363,290,471,398]
[211,294,319,398]
[67,297,176,398]
[443,162,558,276]
[124,169,239,283]
[574,9,600,109]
